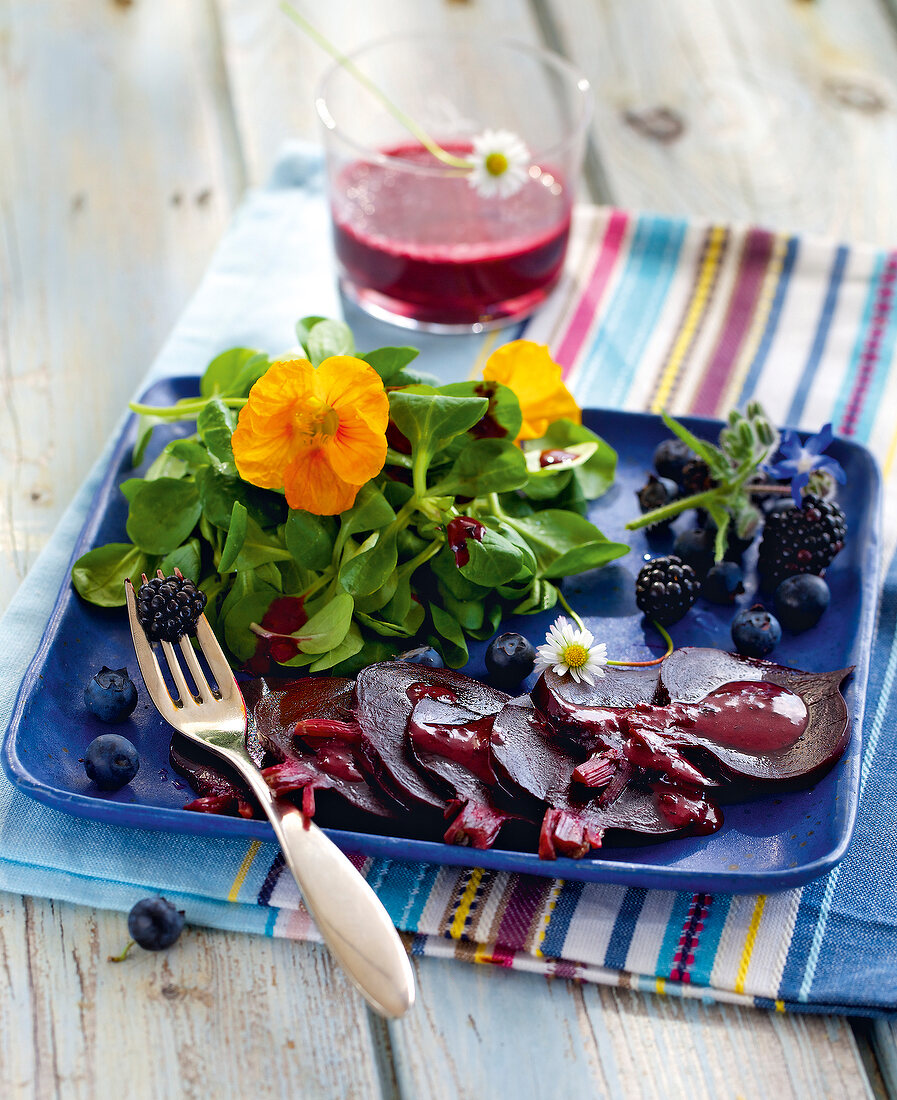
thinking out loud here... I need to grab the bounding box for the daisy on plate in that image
[535,616,607,685]
[467,129,531,198]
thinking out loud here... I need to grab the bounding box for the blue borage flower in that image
[764,423,846,507]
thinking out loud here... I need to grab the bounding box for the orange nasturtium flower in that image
[231,356,389,516]
[482,340,581,441]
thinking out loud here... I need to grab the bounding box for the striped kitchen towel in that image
[1,145,895,1015]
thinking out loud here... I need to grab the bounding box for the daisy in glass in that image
[764,423,846,507]
[535,616,607,684]
[467,129,531,198]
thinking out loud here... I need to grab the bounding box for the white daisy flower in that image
[534,616,607,685]
[466,129,531,198]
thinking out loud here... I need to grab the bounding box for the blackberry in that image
[635,555,700,625]
[136,574,207,642]
[757,495,846,591]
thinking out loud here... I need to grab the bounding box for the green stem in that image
[555,588,586,632]
[281,3,471,171]
[625,487,719,531]
[398,539,442,579]
[129,397,247,418]
[411,452,429,501]
[108,940,136,963]
[298,571,333,602]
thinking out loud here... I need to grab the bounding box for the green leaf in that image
[430,546,490,601]
[232,516,292,571]
[440,592,484,632]
[197,398,237,468]
[359,346,420,383]
[295,316,328,355]
[428,604,468,668]
[159,538,202,583]
[284,510,335,572]
[523,441,598,476]
[459,526,530,587]
[71,543,156,607]
[388,392,488,462]
[296,592,355,654]
[508,511,629,578]
[223,590,277,662]
[197,467,286,530]
[438,380,523,443]
[353,572,398,614]
[330,637,400,677]
[512,578,559,616]
[144,447,189,482]
[339,483,396,539]
[467,601,504,641]
[126,479,202,555]
[218,501,249,573]
[309,622,365,672]
[306,319,355,366]
[430,438,528,497]
[167,439,213,470]
[339,528,398,597]
[526,420,617,500]
[201,347,264,399]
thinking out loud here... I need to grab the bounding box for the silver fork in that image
[124,578,415,1018]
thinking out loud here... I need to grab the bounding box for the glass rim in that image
[314,31,592,173]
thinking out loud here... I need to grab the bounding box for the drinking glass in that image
[316,34,592,333]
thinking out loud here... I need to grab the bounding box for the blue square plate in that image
[1,378,882,892]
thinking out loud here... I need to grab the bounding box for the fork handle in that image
[222,752,415,1018]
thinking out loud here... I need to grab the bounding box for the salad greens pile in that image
[72,318,628,674]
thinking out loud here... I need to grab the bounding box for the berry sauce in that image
[539,448,580,467]
[446,516,486,567]
[406,690,499,786]
[330,143,571,326]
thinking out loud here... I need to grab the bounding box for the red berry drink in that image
[330,144,572,329]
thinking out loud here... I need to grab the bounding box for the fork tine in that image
[194,614,241,702]
[177,635,214,700]
[124,580,180,716]
[160,640,196,704]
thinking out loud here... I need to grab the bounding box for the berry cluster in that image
[136,574,207,643]
[634,436,847,658]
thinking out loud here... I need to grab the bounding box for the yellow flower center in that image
[303,399,340,440]
[561,643,589,669]
[485,152,509,177]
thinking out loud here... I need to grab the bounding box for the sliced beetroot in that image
[531,665,661,749]
[170,737,258,820]
[244,675,397,820]
[490,701,709,859]
[353,662,509,811]
[649,647,853,784]
[405,691,527,849]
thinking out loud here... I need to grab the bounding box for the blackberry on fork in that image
[136,571,207,642]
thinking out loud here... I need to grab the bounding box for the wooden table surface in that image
[3,1,897,1096]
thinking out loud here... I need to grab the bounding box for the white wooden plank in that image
[545,0,897,245]
[214,0,547,186]
[390,957,872,1099]
[0,891,385,1099]
[0,0,243,613]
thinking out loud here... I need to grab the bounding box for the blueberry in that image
[774,574,830,632]
[673,529,715,577]
[84,666,138,724]
[702,562,745,605]
[636,475,679,522]
[485,633,536,690]
[731,604,781,658]
[653,438,694,484]
[84,734,139,790]
[127,897,185,951]
[397,646,444,668]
